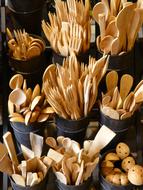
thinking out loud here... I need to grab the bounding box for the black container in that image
[11,69,43,88]
[55,115,89,145]
[56,177,92,190]
[9,53,45,73]
[98,48,135,93]
[52,48,90,65]
[97,48,134,72]
[7,0,44,12]
[10,121,45,150]
[7,6,43,35]
[98,150,135,190]
[99,111,135,152]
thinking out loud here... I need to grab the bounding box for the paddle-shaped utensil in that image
[120,74,133,102]
[106,70,118,92]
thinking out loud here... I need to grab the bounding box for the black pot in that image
[9,154,48,190]
[98,150,135,190]
[98,48,135,93]
[11,69,43,88]
[99,111,135,152]
[9,52,45,73]
[55,115,89,145]
[52,48,90,65]
[56,177,92,190]
[97,48,134,72]
[7,6,43,35]
[10,121,46,150]
[7,0,44,13]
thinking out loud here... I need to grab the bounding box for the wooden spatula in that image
[106,71,118,92]
[3,131,19,166]
[12,174,25,187]
[120,74,133,102]
[21,144,35,160]
[30,133,43,158]
[88,125,116,158]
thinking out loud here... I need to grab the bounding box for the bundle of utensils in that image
[43,53,109,120]
[100,70,143,120]
[0,131,50,187]
[92,0,143,55]
[46,125,116,185]
[7,28,45,60]
[8,74,54,125]
[42,0,91,56]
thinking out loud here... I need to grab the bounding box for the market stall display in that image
[1,0,143,189]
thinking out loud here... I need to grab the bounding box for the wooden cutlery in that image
[93,1,143,55]
[46,125,115,185]
[42,0,91,56]
[7,28,45,60]
[43,53,109,120]
[101,71,143,120]
[0,132,51,187]
[8,74,54,126]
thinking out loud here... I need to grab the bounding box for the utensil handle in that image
[3,132,19,166]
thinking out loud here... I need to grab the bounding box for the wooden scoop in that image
[120,74,133,102]
[9,88,26,106]
[106,71,118,92]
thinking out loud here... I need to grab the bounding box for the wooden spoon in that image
[100,35,114,54]
[123,92,134,111]
[135,91,143,104]
[30,96,41,111]
[134,80,143,94]
[96,35,101,51]
[31,84,40,101]
[127,8,140,51]
[9,74,24,90]
[120,74,133,102]
[111,37,120,55]
[92,2,109,24]
[46,137,58,149]
[98,13,106,40]
[106,71,118,92]
[105,20,118,37]
[116,3,136,53]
